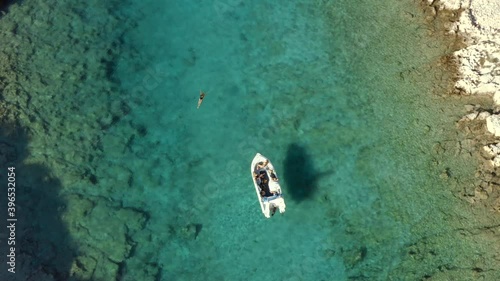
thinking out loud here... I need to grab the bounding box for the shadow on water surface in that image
[0,122,91,281]
[282,143,331,202]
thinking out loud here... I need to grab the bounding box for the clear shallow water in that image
[112,1,479,280]
[0,0,496,280]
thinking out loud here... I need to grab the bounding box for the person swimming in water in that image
[197,90,205,109]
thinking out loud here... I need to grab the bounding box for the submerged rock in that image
[167,223,203,240]
[63,195,147,280]
[69,255,97,280]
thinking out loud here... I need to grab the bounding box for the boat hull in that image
[251,153,286,218]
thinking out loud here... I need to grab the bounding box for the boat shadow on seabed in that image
[282,143,332,203]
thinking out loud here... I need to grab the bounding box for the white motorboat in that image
[251,153,286,218]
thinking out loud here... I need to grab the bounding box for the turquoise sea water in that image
[1,0,500,280]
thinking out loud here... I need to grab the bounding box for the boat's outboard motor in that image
[277,199,286,214]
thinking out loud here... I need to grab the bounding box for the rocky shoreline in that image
[420,0,500,208]
[436,0,500,97]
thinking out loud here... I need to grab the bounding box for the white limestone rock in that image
[483,143,500,157]
[493,91,500,106]
[486,115,500,136]
[470,0,500,30]
[438,0,500,97]
[439,0,464,10]
[461,111,479,121]
[492,156,500,167]
[460,111,490,121]
[483,143,500,167]
[477,111,491,120]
